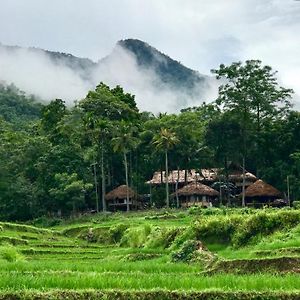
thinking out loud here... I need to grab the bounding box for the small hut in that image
[105,185,141,211]
[171,182,219,208]
[244,179,283,207]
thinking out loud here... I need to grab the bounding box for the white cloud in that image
[0,0,299,108]
[0,47,92,102]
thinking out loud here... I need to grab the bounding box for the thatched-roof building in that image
[146,169,200,185]
[171,182,219,208]
[146,166,257,190]
[244,179,283,206]
[105,185,141,211]
[226,163,257,188]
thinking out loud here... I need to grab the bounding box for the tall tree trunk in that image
[93,160,99,213]
[242,156,246,207]
[101,139,106,212]
[224,156,230,206]
[124,151,130,212]
[165,149,169,208]
[176,168,179,208]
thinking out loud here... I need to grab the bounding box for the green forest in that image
[1,59,299,221]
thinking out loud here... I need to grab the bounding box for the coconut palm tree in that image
[152,128,179,208]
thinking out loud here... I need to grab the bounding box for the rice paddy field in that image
[1,208,300,299]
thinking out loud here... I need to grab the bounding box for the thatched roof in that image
[200,168,219,182]
[228,171,257,183]
[146,167,256,185]
[146,169,202,185]
[244,180,282,198]
[105,185,138,200]
[171,182,219,197]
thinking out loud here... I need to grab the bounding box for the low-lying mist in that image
[0,43,218,113]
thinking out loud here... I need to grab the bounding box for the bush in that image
[171,240,199,262]
[0,244,24,262]
[171,239,217,269]
[170,227,196,250]
[120,225,152,248]
[232,211,300,247]
[193,215,242,244]
[293,201,300,209]
[145,227,181,249]
[109,224,128,244]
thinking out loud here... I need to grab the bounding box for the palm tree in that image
[112,121,139,211]
[83,113,111,212]
[152,128,179,208]
[97,119,111,213]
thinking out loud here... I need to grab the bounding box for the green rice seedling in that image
[0,272,300,291]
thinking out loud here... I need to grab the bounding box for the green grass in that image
[1,208,300,296]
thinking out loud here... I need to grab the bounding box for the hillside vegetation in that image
[0,83,42,126]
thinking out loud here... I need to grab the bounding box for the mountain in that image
[0,39,215,112]
[115,39,207,91]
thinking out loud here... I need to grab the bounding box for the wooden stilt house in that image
[105,185,141,211]
[171,182,219,208]
[244,179,284,207]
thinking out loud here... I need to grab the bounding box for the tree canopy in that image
[0,60,298,220]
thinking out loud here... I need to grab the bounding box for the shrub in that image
[120,225,152,248]
[109,224,128,244]
[0,244,24,262]
[145,227,181,249]
[171,240,199,262]
[171,239,217,269]
[193,215,242,244]
[232,211,300,247]
[170,227,196,250]
[91,227,112,244]
[293,201,300,209]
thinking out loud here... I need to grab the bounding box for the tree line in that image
[0,60,299,220]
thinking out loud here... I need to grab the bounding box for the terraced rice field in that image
[1,209,300,299]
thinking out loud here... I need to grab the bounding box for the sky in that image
[0,0,299,108]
